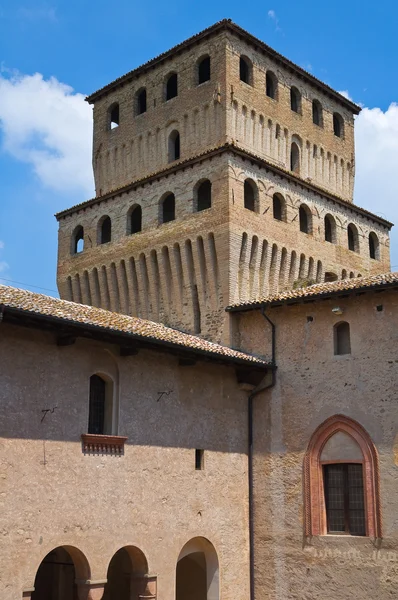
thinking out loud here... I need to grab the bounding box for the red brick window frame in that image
[303,415,382,538]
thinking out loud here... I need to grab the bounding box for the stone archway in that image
[103,546,153,600]
[176,537,219,600]
[31,546,90,600]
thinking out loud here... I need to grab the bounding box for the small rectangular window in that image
[195,449,204,470]
[324,463,365,535]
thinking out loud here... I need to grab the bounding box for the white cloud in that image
[354,103,398,268]
[0,71,94,196]
[267,9,281,31]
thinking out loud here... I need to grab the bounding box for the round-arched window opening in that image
[324,214,336,243]
[239,56,252,85]
[71,225,84,255]
[290,142,300,174]
[369,232,379,260]
[198,56,211,84]
[99,216,112,245]
[333,112,344,138]
[165,73,178,100]
[312,99,323,126]
[347,223,359,252]
[195,180,212,212]
[290,87,301,113]
[266,71,278,99]
[128,204,142,235]
[108,103,119,130]
[272,193,285,221]
[168,130,180,162]
[299,204,311,234]
[244,179,258,212]
[161,193,176,224]
[136,88,147,115]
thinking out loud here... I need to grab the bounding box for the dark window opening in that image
[324,272,338,282]
[334,321,351,355]
[266,71,277,99]
[376,305,383,312]
[272,194,283,221]
[198,56,211,84]
[299,205,309,233]
[347,224,357,252]
[109,104,119,129]
[290,87,301,113]
[312,99,322,126]
[307,316,314,323]
[162,194,175,223]
[137,89,147,115]
[290,142,300,174]
[88,375,106,435]
[324,464,365,535]
[168,130,180,162]
[333,112,343,137]
[195,449,204,470]
[244,180,256,211]
[100,216,112,244]
[130,205,142,234]
[369,232,378,259]
[73,226,84,254]
[196,180,212,211]
[240,56,251,84]
[324,215,334,243]
[166,73,178,100]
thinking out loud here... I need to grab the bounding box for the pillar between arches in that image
[131,574,157,600]
[76,579,107,600]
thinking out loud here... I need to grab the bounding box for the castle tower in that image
[56,20,392,344]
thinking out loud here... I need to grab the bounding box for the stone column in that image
[130,574,157,600]
[76,580,107,600]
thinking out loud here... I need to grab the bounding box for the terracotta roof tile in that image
[227,272,398,311]
[0,285,268,367]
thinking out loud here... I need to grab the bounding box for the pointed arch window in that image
[303,415,382,538]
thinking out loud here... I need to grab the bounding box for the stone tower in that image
[56,20,392,344]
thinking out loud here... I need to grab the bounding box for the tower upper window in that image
[347,223,359,252]
[196,180,212,211]
[108,103,119,129]
[333,112,344,137]
[198,56,211,84]
[161,193,176,224]
[312,99,323,126]
[272,193,285,221]
[72,226,84,255]
[324,214,336,243]
[369,232,379,260]
[266,71,277,99]
[290,142,300,174]
[299,204,311,234]
[88,374,114,435]
[168,130,180,162]
[290,87,301,113]
[166,73,178,100]
[128,205,142,234]
[239,56,252,85]
[136,88,147,115]
[244,179,257,212]
[99,216,112,245]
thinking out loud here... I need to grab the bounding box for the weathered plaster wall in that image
[234,289,398,599]
[0,324,250,600]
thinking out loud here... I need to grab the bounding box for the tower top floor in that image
[87,19,360,203]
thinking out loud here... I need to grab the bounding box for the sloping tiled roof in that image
[0,285,268,367]
[55,143,392,229]
[85,19,360,114]
[226,272,398,311]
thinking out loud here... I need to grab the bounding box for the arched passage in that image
[32,546,90,600]
[103,546,149,600]
[176,537,219,600]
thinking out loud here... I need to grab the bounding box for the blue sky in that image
[0,0,397,295]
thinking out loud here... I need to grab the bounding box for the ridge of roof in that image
[55,142,392,229]
[226,272,398,311]
[85,19,360,114]
[0,284,269,367]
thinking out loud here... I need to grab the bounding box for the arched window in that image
[369,232,379,260]
[334,321,351,355]
[290,87,301,113]
[244,179,257,212]
[324,214,336,243]
[272,193,285,221]
[168,130,180,162]
[108,103,119,129]
[266,71,277,99]
[239,56,252,85]
[176,537,219,600]
[128,205,142,234]
[166,73,178,100]
[72,225,84,255]
[324,272,338,282]
[136,88,147,115]
[161,193,175,223]
[290,142,300,174]
[196,180,212,211]
[299,204,311,234]
[99,216,112,244]
[88,374,114,435]
[347,223,359,252]
[333,112,344,137]
[312,99,323,126]
[198,56,211,84]
[303,415,381,538]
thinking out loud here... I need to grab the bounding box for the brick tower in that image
[56,20,392,344]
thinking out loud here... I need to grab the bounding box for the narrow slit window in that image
[195,449,204,470]
[88,375,106,435]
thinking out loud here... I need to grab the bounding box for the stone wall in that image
[0,323,250,600]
